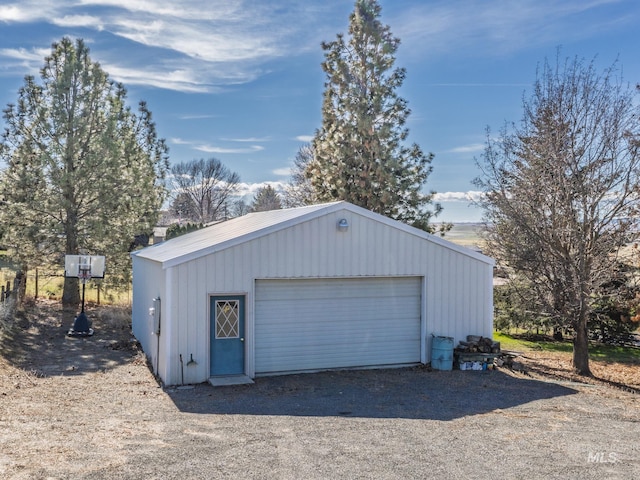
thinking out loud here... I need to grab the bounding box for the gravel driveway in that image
[1,305,639,479]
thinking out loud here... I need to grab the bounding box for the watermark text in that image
[588,452,618,464]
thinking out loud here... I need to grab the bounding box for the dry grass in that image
[517,350,640,393]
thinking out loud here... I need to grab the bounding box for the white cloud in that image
[0,47,50,62]
[0,2,56,22]
[393,0,632,59]
[103,63,216,93]
[178,114,217,120]
[194,144,264,154]
[0,47,52,75]
[447,143,485,154]
[224,137,271,143]
[295,135,314,142]
[0,0,347,92]
[272,167,291,177]
[169,137,192,145]
[433,191,485,202]
[52,14,103,28]
[2,0,633,95]
[235,180,287,198]
[78,0,242,21]
[171,136,266,154]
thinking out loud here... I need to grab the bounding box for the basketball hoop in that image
[78,264,92,284]
[65,254,106,337]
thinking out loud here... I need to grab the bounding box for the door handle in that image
[240,337,245,342]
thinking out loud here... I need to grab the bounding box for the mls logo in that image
[588,452,618,463]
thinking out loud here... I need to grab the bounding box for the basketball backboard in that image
[64,255,106,279]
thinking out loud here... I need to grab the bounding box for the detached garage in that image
[131,201,494,386]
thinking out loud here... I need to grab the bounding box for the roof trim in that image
[341,202,493,266]
[132,201,494,268]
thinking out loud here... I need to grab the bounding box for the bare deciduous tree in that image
[169,158,240,223]
[475,54,640,376]
[282,143,318,208]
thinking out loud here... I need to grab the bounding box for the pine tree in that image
[309,0,440,231]
[0,38,169,305]
[251,185,282,212]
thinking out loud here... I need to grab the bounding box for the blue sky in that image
[0,0,639,222]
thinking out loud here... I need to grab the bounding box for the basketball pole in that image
[68,266,93,337]
[81,277,86,313]
[65,255,105,337]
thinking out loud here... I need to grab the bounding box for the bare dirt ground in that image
[1,301,639,479]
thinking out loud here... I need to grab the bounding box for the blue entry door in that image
[210,295,245,376]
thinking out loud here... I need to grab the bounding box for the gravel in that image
[1,304,638,479]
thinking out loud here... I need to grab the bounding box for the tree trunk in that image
[62,277,80,307]
[62,209,81,307]
[14,269,27,305]
[573,318,592,376]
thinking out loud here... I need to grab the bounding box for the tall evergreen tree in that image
[251,185,282,212]
[309,0,440,231]
[0,38,169,305]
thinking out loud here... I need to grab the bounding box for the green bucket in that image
[431,335,454,371]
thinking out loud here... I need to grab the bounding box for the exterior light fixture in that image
[337,218,349,232]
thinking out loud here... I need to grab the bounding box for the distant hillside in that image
[441,223,484,249]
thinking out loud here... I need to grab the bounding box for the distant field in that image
[441,223,484,249]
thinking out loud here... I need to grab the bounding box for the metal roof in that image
[132,200,494,268]
[132,202,343,266]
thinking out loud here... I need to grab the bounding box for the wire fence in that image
[0,268,132,306]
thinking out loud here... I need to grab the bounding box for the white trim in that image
[133,201,494,269]
[421,275,428,364]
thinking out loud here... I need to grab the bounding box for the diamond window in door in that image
[215,300,239,339]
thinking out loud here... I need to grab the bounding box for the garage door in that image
[254,277,422,375]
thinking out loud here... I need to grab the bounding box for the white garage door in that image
[254,277,422,375]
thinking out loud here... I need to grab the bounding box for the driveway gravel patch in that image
[1,304,638,479]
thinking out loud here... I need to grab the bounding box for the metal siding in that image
[254,277,422,374]
[432,248,447,335]
[356,214,368,273]
[138,205,494,384]
[171,265,190,385]
[162,267,176,384]
[190,262,208,384]
[131,257,165,366]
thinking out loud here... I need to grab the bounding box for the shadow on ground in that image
[0,301,138,377]
[167,367,578,421]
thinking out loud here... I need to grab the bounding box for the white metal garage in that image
[131,201,494,386]
[254,277,422,375]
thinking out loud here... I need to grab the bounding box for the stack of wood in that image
[455,335,501,354]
